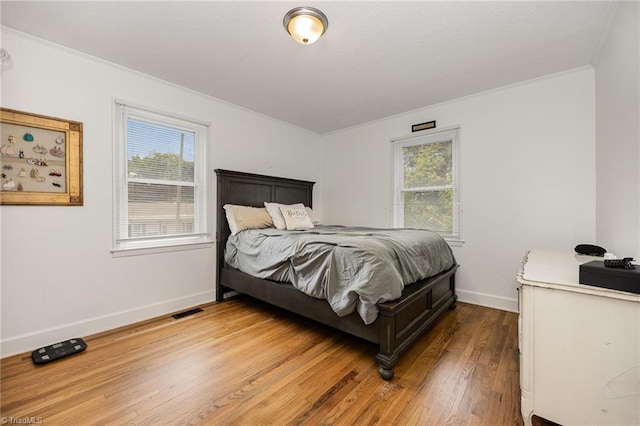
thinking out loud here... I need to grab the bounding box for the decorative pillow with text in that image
[264,202,305,229]
[279,205,314,230]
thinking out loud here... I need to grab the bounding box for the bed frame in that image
[215,169,458,380]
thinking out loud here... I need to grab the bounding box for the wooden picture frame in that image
[0,108,83,205]
[411,120,436,132]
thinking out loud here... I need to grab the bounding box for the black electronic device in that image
[579,260,640,294]
[604,257,636,269]
[574,244,606,256]
[31,338,87,365]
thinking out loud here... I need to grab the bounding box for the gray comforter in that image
[225,225,456,324]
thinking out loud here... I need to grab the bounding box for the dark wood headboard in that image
[214,169,315,300]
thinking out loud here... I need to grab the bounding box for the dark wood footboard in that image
[375,264,458,379]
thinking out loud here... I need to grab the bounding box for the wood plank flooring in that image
[1,299,522,425]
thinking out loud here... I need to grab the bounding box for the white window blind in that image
[113,101,211,253]
[393,127,461,240]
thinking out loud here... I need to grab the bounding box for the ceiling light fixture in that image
[283,7,328,45]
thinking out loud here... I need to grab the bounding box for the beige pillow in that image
[223,204,273,235]
[264,202,305,229]
[279,205,314,230]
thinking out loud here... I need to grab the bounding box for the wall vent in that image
[171,308,203,320]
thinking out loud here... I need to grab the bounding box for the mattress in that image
[225,225,456,324]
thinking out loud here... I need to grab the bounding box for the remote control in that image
[604,258,636,269]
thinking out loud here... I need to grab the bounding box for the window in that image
[113,100,211,254]
[393,127,461,240]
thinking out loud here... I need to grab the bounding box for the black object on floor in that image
[171,307,203,319]
[32,338,87,365]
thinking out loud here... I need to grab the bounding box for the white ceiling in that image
[1,1,616,134]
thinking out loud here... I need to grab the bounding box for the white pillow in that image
[279,205,314,230]
[264,202,305,229]
[306,207,320,225]
[223,204,273,235]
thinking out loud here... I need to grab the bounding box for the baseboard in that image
[1,290,216,359]
[2,288,516,358]
[457,289,519,313]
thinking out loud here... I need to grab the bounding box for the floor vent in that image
[171,308,203,320]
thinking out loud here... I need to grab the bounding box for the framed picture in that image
[411,120,436,132]
[0,108,83,206]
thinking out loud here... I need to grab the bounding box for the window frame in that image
[112,99,212,256]
[392,126,462,242]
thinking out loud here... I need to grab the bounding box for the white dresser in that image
[517,250,640,425]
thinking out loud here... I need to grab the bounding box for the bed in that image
[215,169,459,380]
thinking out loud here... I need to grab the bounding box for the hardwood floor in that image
[1,299,522,425]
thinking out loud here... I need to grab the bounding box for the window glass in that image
[402,141,452,188]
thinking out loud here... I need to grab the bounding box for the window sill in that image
[111,240,214,258]
[445,238,465,247]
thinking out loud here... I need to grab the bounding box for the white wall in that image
[320,68,597,311]
[595,1,640,260]
[0,29,321,357]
